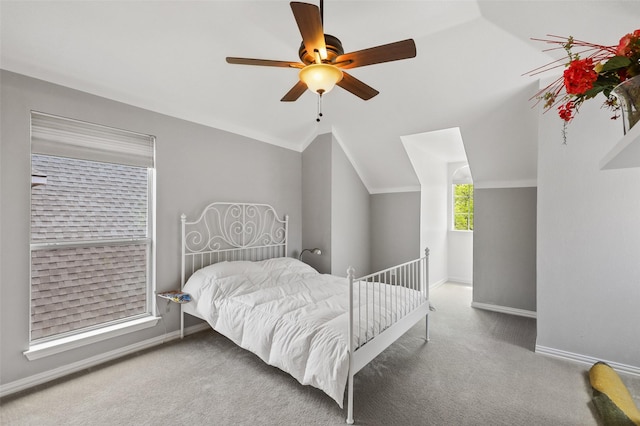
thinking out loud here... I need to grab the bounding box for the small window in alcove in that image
[452,165,473,231]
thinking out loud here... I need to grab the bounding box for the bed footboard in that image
[346,248,430,424]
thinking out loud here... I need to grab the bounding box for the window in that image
[451,164,473,231]
[29,112,155,347]
[453,183,474,231]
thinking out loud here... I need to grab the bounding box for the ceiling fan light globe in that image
[299,64,343,95]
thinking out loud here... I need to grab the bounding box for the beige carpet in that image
[2,283,639,425]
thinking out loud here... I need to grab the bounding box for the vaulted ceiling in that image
[2,1,638,192]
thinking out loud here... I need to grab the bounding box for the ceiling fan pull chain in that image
[316,91,324,122]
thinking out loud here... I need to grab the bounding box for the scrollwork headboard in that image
[181,202,288,287]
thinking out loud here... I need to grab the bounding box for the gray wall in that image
[330,136,370,277]
[300,134,371,277]
[537,95,640,369]
[301,134,332,274]
[370,192,420,272]
[473,187,537,312]
[0,70,302,386]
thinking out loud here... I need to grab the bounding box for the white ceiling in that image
[2,1,638,192]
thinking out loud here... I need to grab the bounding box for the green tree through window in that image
[453,184,474,231]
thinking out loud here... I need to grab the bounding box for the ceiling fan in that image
[226,1,417,108]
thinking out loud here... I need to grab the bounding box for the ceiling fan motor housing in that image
[226,1,416,102]
[298,34,344,64]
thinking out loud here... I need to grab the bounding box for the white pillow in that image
[183,261,264,301]
[198,260,263,278]
[256,257,318,275]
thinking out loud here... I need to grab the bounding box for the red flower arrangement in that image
[528,29,640,141]
[563,58,598,95]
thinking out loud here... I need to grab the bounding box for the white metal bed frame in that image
[180,202,430,424]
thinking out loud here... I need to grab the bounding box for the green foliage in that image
[453,184,474,231]
[600,55,632,73]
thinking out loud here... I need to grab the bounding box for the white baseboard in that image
[429,278,447,290]
[535,345,640,377]
[447,277,472,286]
[471,301,537,319]
[0,323,210,398]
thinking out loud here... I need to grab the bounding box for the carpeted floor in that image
[2,283,639,425]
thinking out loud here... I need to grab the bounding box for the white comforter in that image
[183,257,422,407]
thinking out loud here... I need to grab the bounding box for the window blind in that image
[31,111,154,168]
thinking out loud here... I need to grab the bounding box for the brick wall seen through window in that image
[30,155,150,341]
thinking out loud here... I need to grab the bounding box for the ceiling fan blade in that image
[335,39,416,69]
[290,2,327,60]
[337,72,379,100]
[281,80,308,102]
[226,57,305,68]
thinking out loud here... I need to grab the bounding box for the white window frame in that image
[26,112,158,360]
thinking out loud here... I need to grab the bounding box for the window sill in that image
[449,229,473,233]
[24,316,160,361]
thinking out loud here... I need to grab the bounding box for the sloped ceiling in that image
[2,1,638,192]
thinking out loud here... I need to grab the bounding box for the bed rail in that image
[346,248,430,424]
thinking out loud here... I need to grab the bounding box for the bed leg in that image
[346,266,355,424]
[180,306,184,339]
[346,371,354,424]
[425,314,430,342]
